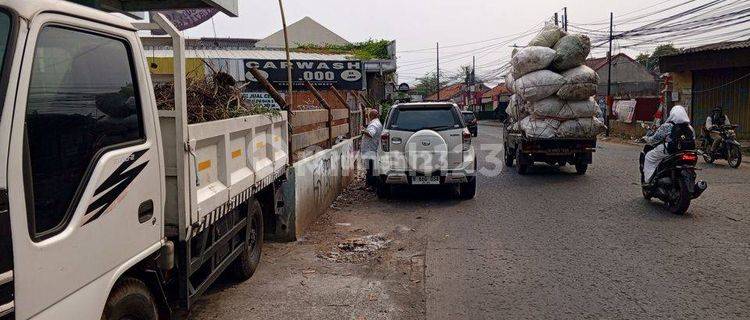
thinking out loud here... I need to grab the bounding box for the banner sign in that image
[151,9,219,35]
[244,60,364,91]
[243,92,282,109]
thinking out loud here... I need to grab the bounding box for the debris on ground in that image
[330,172,374,210]
[318,234,391,263]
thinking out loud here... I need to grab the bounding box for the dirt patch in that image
[190,172,427,320]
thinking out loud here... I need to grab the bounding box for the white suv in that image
[376,103,477,199]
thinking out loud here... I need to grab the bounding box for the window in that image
[462,112,476,122]
[24,26,144,240]
[388,107,462,132]
[0,9,13,115]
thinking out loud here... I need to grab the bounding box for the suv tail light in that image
[462,129,471,151]
[381,132,390,152]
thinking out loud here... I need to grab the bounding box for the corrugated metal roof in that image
[679,39,750,54]
[147,48,353,61]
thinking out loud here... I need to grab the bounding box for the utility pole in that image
[471,56,476,111]
[436,42,440,101]
[278,0,293,108]
[606,12,614,137]
[563,7,568,31]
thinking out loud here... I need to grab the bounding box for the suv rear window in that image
[463,112,476,121]
[388,107,462,132]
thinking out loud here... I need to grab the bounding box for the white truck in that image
[0,1,291,319]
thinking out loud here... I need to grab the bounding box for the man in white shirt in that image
[361,109,383,187]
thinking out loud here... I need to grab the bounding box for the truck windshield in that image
[0,10,12,114]
[388,107,461,132]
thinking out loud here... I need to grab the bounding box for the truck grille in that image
[0,189,14,320]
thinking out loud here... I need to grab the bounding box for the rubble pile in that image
[507,25,605,138]
[154,68,279,124]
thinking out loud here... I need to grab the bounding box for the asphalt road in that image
[192,123,749,320]
[421,124,750,319]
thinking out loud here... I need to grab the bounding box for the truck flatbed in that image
[503,127,596,175]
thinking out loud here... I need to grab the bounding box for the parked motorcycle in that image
[639,145,708,215]
[700,124,742,168]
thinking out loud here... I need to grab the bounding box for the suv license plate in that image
[413,176,440,185]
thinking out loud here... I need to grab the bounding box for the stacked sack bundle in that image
[505,25,605,139]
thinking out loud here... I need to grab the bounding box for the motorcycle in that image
[700,124,742,168]
[639,145,708,215]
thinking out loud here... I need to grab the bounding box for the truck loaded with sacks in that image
[503,24,605,175]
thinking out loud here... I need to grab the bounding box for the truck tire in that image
[515,149,529,175]
[504,147,514,167]
[459,177,477,200]
[102,278,158,320]
[575,163,588,175]
[230,198,263,281]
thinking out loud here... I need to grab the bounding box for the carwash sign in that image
[244,60,364,91]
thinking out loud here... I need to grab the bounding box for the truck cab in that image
[0,1,286,319]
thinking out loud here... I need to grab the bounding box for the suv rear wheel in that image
[376,179,391,199]
[459,177,477,199]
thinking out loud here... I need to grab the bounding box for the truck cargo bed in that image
[159,111,288,239]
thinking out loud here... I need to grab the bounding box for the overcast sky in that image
[182,0,725,84]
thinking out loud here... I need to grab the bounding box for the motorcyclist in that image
[705,107,731,154]
[642,105,695,183]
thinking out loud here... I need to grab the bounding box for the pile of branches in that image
[154,68,279,124]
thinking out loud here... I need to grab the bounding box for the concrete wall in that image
[671,71,693,113]
[283,138,358,238]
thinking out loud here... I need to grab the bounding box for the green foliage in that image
[379,103,392,123]
[636,44,681,72]
[412,71,450,96]
[296,39,392,60]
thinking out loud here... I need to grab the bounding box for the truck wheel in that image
[230,198,264,281]
[504,147,514,167]
[515,149,529,175]
[575,163,588,175]
[459,177,477,200]
[102,278,158,320]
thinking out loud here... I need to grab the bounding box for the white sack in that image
[557,65,599,100]
[528,97,564,118]
[528,25,567,48]
[505,72,515,91]
[520,116,560,139]
[552,34,591,71]
[513,70,565,102]
[556,117,605,138]
[507,94,527,121]
[511,46,556,78]
[557,98,599,119]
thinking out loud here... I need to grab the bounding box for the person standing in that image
[361,109,383,187]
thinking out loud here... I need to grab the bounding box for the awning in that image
[70,0,239,17]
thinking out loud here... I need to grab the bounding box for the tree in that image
[636,44,681,72]
[412,71,449,96]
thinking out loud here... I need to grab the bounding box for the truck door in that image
[5,13,162,319]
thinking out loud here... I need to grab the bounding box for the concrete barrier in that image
[283,138,358,239]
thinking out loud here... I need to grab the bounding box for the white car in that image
[376,103,477,199]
